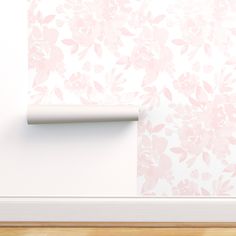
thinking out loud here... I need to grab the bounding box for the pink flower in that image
[178,123,211,156]
[173,73,198,96]
[65,0,132,54]
[140,135,172,194]
[213,0,234,19]
[70,15,99,47]
[203,96,235,158]
[205,96,233,129]
[131,46,154,70]
[173,92,236,159]
[130,27,173,85]
[173,179,199,195]
[64,73,90,93]
[181,16,207,47]
[29,26,64,86]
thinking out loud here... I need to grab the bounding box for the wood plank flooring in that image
[0,227,236,236]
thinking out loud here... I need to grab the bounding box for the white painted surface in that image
[0,120,137,196]
[0,198,236,222]
[0,0,137,197]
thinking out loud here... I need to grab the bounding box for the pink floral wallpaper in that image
[28,0,236,196]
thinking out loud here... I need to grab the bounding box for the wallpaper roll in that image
[27,105,139,124]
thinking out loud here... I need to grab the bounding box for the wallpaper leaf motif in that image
[28,0,236,196]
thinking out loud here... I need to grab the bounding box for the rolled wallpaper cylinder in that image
[27,105,139,124]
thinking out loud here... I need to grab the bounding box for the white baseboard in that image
[0,197,235,222]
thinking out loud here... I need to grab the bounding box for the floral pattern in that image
[28,0,236,196]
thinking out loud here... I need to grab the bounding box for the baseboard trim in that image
[0,198,236,222]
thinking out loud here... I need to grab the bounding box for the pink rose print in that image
[65,73,90,94]
[173,73,198,97]
[182,16,207,47]
[29,12,64,87]
[29,0,236,196]
[130,27,173,86]
[173,179,199,196]
[178,124,211,156]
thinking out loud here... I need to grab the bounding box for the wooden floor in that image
[0,227,236,236]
